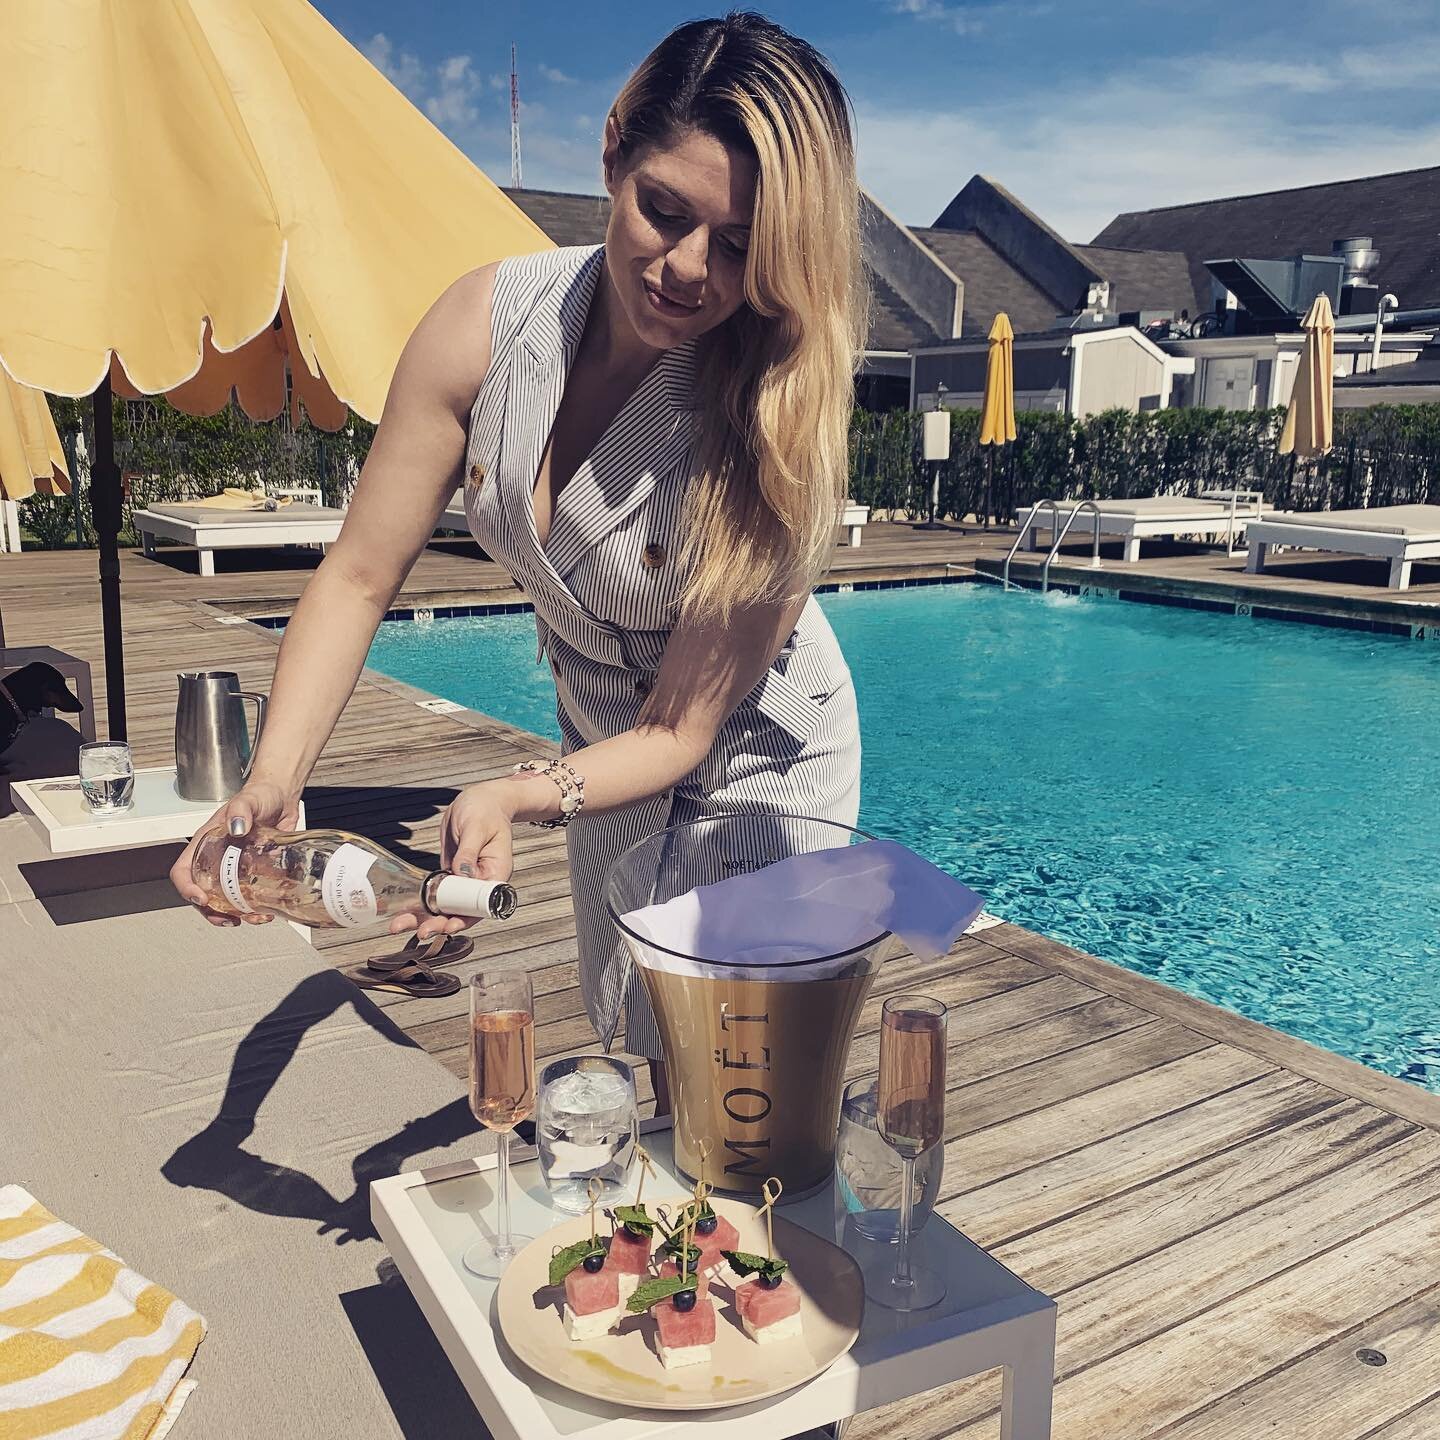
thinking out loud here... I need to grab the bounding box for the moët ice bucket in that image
[606,814,898,1201]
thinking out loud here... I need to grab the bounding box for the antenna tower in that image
[509,44,522,188]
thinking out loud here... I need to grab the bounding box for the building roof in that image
[911,227,1059,336]
[1092,165,1440,315]
[910,226,1194,336]
[1076,245,1195,316]
[501,186,943,353]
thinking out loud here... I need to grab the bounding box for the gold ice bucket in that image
[606,815,898,1200]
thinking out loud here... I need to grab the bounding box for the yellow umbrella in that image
[978,312,1017,446]
[0,0,552,736]
[1279,293,1335,460]
[0,374,70,502]
[977,312,1015,528]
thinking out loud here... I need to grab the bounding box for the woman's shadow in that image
[162,967,480,1243]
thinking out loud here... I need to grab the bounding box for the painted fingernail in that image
[229,817,246,836]
[458,863,474,876]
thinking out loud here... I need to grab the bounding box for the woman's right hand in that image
[169,780,302,926]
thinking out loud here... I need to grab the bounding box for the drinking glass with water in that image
[77,742,135,814]
[537,1055,638,1213]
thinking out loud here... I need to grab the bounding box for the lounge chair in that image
[132,493,347,576]
[437,498,871,546]
[1245,505,1440,591]
[1015,492,1266,562]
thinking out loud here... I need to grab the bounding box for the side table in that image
[372,1121,1055,1440]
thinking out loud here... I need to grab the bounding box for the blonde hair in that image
[608,13,867,623]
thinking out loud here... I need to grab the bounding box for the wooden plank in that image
[948,1045,1268,1194]
[1360,1394,1440,1439]
[994,1100,1419,1295]
[991,924,1440,1133]
[1023,1199,1440,1440]
[1161,1289,1440,1439]
[948,1071,1340,1248]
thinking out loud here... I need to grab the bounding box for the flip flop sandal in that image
[345,958,462,999]
[366,933,474,976]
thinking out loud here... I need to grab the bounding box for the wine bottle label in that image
[321,843,380,927]
[219,845,254,914]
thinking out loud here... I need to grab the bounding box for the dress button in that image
[633,674,652,697]
[642,542,666,569]
[468,463,485,485]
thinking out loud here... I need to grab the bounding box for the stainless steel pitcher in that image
[175,671,268,802]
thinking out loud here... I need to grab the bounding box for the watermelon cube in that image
[734,1278,802,1344]
[695,1214,740,1273]
[607,1228,651,1299]
[653,1293,716,1369]
[563,1266,621,1341]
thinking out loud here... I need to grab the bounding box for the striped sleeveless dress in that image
[463,245,861,1058]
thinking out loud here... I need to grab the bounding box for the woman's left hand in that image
[391,780,519,937]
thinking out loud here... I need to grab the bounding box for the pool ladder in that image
[1003,500,1104,592]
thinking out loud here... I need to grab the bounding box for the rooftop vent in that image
[1333,236,1380,315]
[1202,254,1344,326]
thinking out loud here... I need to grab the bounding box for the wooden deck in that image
[3,525,1439,1439]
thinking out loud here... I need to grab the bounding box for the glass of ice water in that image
[77,741,135,814]
[537,1055,638,1213]
[835,1073,942,1242]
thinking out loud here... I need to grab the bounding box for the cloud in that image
[539,64,576,84]
[426,54,482,130]
[855,38,1440,238]
[362,33,425,98]
[888,0,985,36]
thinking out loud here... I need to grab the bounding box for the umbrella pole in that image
[90,377,127,741]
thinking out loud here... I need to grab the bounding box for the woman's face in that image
[602,125,757,351]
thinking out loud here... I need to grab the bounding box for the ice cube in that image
[545,1069,631,1115]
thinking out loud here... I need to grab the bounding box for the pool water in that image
[365,585,1440,1092]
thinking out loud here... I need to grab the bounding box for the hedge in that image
[16,396,1440,547]
[849,404,1440,520]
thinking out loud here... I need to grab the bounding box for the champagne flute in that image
[869,993,948,1311]
[462,969,536,1278]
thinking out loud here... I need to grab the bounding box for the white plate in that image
[495,1196,864,1411]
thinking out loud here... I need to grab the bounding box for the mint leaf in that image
[659,1232,703,1267]
[548,1238,604,1288]
[721,1250,788,1281]
[612,1205,654,1234]
[626,1272,698,1314]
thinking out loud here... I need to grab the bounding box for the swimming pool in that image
[365,584,1440,1093]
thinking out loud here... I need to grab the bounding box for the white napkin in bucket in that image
[621,839,984,980]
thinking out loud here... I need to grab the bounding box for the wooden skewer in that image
[758,1176,783,1260]
[587,1176,603,1247]
[685,1199,705,1283]
[634,1145,655,1208]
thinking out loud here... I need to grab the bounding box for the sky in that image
[316,0,1440,241]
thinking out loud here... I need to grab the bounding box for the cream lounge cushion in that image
[1024,497,1262,521]
[145,503,349,524]
[1259,505,1440,540]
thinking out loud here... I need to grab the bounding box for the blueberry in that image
[758,1271,783,1289]
[695,1215,718,1236]
[672,1288,698,1312]
[582,1253,605,1273]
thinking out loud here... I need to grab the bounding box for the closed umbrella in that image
[0,0,551,738]
[0,374,70,559]
[1279,293,1335,460]
[977,312,1016,526]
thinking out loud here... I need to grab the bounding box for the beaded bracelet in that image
[513,759,586,829]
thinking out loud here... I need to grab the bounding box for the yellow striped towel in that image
[0,1187,206,1440]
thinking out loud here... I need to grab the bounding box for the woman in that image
[171,12,867,1104]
